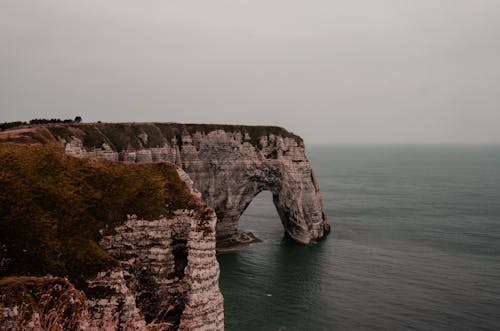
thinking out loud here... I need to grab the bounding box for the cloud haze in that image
[1,0,499,144]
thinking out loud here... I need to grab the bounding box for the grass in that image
[154,123,303,149]
[0,143,200,287]
[0,276,176,330]
[0,276,79,306]
[0,276,88,331]
[1,122,303,150]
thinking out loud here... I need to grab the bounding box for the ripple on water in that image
[217,146,500,331]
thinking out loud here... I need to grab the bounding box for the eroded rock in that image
[0,143,223,330]
[58,123,331,248]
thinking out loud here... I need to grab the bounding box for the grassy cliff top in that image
[0,276,87,330]
[0,143,201,288]
[0,122,304,150]
[0,276,81,306]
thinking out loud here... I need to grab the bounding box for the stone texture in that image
[85,269,146,330]
[0,214,223,331]
[84,171,224,330]
[179,130,330,247]
[60,124,330,247]
[0,158,224,331]
[88,210,223,330]
[0,122,329,329]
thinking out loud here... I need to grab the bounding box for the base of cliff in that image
[216,231,262,252]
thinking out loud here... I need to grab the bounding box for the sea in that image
[216,145,500,331]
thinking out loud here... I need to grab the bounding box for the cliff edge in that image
[0,144,223,330]
[0,123,331,248]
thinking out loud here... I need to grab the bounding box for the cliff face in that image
[0,122,330,329]
[170,129,330,247]
[89,209,223,330]
[12,123,330,247]
[0,144,223,330]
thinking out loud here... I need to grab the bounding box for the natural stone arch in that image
[52,123,330,248]
[180,130,330,248]
[235,190,281,240]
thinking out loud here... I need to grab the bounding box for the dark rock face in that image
[54,123,331,248]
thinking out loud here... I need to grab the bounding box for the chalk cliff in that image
[0,144,223,330]
[0,122,330,329]
[24,123,330,247]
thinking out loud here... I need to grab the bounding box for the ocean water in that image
[216,145,500,331]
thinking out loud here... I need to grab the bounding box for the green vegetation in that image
[0,276,79,306]
[0,144,199,287]
[29,118,77,125]
[43,122,303,150]
[46,125,109,148]
[155,123,304,149]
[0,121,27,131]
[1,122,303,151]
[97,123,142,150]
[0,127,56,145]
[0,276,87,330]
[0,117,83,131]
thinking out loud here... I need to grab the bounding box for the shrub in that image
[0,144,198,287]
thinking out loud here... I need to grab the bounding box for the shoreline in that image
[216,231,263,253]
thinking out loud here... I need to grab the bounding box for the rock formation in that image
[0,144,223,330]
[28,123,330,248]
[0,122,330,330]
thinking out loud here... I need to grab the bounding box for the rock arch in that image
[55,123,331,248]
[178,130,330,248]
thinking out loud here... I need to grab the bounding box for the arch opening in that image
[239,191,285,242]
[215,190,289,251]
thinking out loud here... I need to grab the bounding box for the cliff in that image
[0,122,329,329]
[0,144,223,330]
[0,123,330,248]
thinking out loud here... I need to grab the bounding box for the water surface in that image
[217,145,500,330]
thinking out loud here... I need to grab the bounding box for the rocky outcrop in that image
[39,123,330,248]
[0,122,330,330]
[0,215,223,331]
[177,130,330,247]
[0,144,223,330]
[86,210,223,330]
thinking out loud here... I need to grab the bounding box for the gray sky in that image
[1,0,499,144]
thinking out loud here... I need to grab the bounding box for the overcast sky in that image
[1,1,499,144]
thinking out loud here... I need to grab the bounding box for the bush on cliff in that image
[0,144,198,287]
